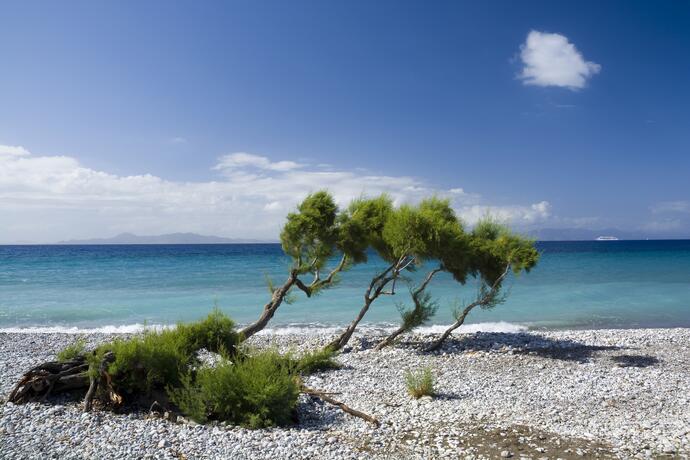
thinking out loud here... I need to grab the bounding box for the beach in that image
[1,328,689,459]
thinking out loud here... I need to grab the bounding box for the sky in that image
[1,0,689,243]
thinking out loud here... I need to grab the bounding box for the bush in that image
[292,348,340,375]
[88,309,239,396]
[57,337,86,362]
[169,349,300,428]
[100,328,192,394]
[404,366,434,399]
[176,307,239,354]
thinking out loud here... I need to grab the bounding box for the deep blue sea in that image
[1,241,689,332]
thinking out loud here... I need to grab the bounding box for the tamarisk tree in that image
[327,197,466,351]
[425,220,539,352]
[240,191,389,340]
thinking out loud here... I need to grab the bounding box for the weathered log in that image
[8,358,90,404]
[301,386,380,427]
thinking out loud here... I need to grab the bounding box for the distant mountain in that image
[57,232,275,245]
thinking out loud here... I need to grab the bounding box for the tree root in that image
[301,386,380,427]
[8,358,90,404]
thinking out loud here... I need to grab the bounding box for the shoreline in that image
[1,328,689,458]
[3,322,690,335]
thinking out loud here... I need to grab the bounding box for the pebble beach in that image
[1,328,689,459]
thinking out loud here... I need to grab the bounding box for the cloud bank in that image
[0,145,552,243]
[519,30,601,89]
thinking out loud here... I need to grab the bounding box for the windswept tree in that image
[240,191,391,340]
[327,197,464,351]
[374,199,472,350]
[425,220,539,352]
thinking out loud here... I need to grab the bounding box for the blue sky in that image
[1,1,689,242]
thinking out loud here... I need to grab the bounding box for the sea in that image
[1,240,689,333]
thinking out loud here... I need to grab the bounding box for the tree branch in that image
[301,386,380,427]
[426,263,512,352]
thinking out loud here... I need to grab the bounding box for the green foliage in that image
[292,348,340,374]
[337,194,394,263]
[168,350,300,428]
[470,219,540,285]
[100,327,192,394]
[397,289,439,332]
[382,197,464,265]
[56,337,86,362]
[404,366,435,399]
[90,310,239,395]
[175,307,239,354]
[280,191,339,273]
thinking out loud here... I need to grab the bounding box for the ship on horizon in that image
[595,236,619,241]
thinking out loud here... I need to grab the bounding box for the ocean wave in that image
[0,321,528,335]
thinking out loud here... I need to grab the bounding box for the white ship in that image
[595,236,619,241]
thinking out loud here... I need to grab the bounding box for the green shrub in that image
[57,337,86,362]
[169,349,299,428]
[404,366,434,399]
[292,348,340,375]
[101,327,192,394]
[176,308,239,354]
[86,310,240,395]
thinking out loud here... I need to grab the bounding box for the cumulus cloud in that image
[0,144,30,156]
[519,30,600,89]
[0,144,553,243]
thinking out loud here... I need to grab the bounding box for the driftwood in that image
[301,386,380,427]
[8,352,122,413]
[8,357,90,404]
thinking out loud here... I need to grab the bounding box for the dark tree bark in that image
[240,271,298,340]
[374,267,442,351]
[326,256,413,352]
[8,358,90,404]
[240,255,349,341]
[426,263,511,352]
[301,386,380,427]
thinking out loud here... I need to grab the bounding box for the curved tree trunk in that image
[426,263,511,352]
[375,267,442,351]
[373,325,405,351]
[240,272,297,340]
[326,260,403,352]
[326,296,375,352]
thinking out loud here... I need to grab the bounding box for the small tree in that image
[240,191,389,340]
[327,197,463,351]
[425,220,539,352]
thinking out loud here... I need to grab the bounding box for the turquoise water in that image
[1,241,689,331]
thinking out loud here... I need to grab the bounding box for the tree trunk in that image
[374,267,442,351]
[426,310,470,352]
[240,272,297,340]
[325,296,375,352]
[373,325,405,351]
[301,386,380,427]
[426,263,511,352]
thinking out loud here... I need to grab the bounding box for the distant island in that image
[56,232,276,245]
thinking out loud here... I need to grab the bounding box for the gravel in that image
[1,328,689,459]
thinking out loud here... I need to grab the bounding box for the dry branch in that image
[302,386,380,427]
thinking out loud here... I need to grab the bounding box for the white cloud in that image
[214,152,303,172]
[457,201,552,226]
[169,137,187,144]
[519,30,600,90]
[651,201,690,214]
[0,144,554,243]
[0,144,30,156]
